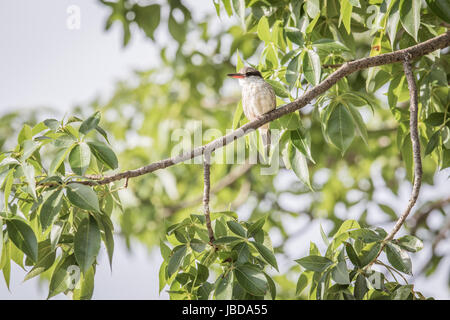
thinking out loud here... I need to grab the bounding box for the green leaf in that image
[232,0,246,29]
[50,221,64,251]
[399,0,421,41]
[214,219,228,238]
[250,241,278,271]
[290,129,314,163]
[20,140,40,162]
[354,274,369,299]
[24,240,56,281]
[74,216,101,273]
[44,119,60,131]
[387,0,400,48]
[379,204,397,219]
[5,217,38,262]
[392,285,413,300]
[18,124,32,145]
[168,13,186,43]
[285,28,304,46]
[247,216,266,238]
[10,241,24,270]
[306,0,320,18]
[359,242,381,267]
[296,272,309,295]
[40,189,63,230]
[133,4,161,40]
[87,141,118,170]
[215,272,233,300]
[159,261,167,293]
[232,101,244,130]
[388,74,408,110]
[424,112,445,126]
[425,131,440,156]
[335,220,360,238]
[312,39,350,52]
[69,143,91,176]
[286,54,300,89]
[265,79,289,98]
[320,224,330,246]
[426,0,450,24]
[385,243,412,274]
[22,163,36,199]
[345,242,361,267]
[167,245,187,277]
[49,146,74,175]
[48,254,78,299]
[95,125,110,144]
[309,241,320,255]
[339,0,353,34]
[194,263,210,286]
[302,49,321,85]
[257,16,271,42]
[278,112,302,130]
[1,241,11,290]
[160,240,171,261]
[214,236,242,245]
[232,241,251,264]
[79,111,101,135]
[396,235,423,252]
[190,239,206,253]
[226,221,246,238]
[288,142,313,190]
[73,266,95,300]
[0,219,3,263]
[98,214,115,269]
[210,211,238,220]
[295,255,333,272]
[234,264,268,296]
[331,261,350,284]
[66,183,100,212]
[223,0,233,16]
[345,104,368,145]
[326,103,355,155]
[264,272,276,300]
[348,228,383,243]
[236,49,244,72]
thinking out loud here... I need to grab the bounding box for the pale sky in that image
[0,0,449,300]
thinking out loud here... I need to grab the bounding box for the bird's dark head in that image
[227,67,263,79]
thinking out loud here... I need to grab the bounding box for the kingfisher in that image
[227,66,276,152]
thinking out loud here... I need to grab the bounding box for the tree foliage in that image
[0,0,449,300]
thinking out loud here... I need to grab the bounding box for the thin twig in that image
[366,53,423,269]
[432,216,450,252]
[203,152,215,244]
[165,160,254,215]
[41,32,449,187]
[375,260,409,284]
[409,196,450,235]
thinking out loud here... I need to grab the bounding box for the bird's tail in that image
[259,124,271,158]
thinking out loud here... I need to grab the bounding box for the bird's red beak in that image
[227,73,245,79]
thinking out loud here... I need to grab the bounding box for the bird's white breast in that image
[240,76,276,121]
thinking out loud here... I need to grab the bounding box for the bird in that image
[227,66,276,154]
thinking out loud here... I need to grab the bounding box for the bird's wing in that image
[257,81,276,114]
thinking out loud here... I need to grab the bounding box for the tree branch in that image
[366,53,423,269]
[432,216,450,252]
[203,152,215,243]
[165,159,254,215]
[409,196,450,235]
[74,31,449,186]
